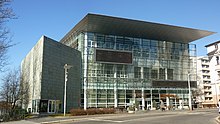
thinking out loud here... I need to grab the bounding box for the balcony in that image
[203,100,213,104]
[202,72,210,75]
[201,62,209,65]
[203,78,211,82]
[204,94,213,98]
[203,80,211,84]
[203,83,211,86]
[202,68,209,71]
[215,64,220,71]
[204,88,212,92]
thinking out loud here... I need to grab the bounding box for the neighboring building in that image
[60,14,214,110]
[197,56,213,107]
[21,14,214,113]
[205,40,220,106]
[21,36,81,113]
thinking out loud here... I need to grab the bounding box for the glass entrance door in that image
[39,100,48,113]
[48,100,56,113]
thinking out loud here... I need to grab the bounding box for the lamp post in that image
[188,73,192,111]
[64,64,72,116]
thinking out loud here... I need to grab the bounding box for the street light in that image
[64,64,72,116]
[188,73,192,111]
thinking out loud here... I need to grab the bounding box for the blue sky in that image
[5,0,220,70]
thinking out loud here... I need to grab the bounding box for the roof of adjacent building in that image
[205,40,220,47]
[60,13,215,44]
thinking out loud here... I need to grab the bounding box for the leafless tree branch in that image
[0,0,15,72]
[0,68,29,110]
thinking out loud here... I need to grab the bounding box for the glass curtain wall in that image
[63,32,196,109]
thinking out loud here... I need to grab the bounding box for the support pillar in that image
[83,32,88,110]
[174,98,177,108]
[150,89,153,110]
[114,65,118,108]
[142,88,145,110]
[166,97,170,110]
[114,83,118,108]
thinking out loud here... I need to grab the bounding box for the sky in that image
[4,0,220,71]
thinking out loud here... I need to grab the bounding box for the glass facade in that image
[63,32,197,110]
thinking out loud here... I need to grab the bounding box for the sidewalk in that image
[2,120,39,124]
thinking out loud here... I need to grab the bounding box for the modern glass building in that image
[60,14,214,110]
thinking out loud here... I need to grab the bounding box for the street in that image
[4,109,219,124]
[63,109,218,124]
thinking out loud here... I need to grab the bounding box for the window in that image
[151,40,158,47]
[218,71,220,79]
[116,36,124,50]
[167,69,173,80]
[143,67,150,79]
[215,44,218,49]
[117,65,127,78]
[104,64,113,77]
[151,69,158,79]
[142,49,150,58]
[150,47,158,58]
[134,67,141,78]
[134,50,141,57]
[142,39,150,46]
[96,34,105,48]
[159,68,165,79]
[105,35,115,49]
[216,56,219,65]
[124,37,133,51]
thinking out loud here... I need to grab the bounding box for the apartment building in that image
[197,56,213,107]
[205,41,220,106]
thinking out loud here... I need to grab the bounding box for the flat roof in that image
[60,13,215,43]
[205,40,220,47]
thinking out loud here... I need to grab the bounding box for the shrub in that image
[128,106,135,111]
[70,109,86,116]
[102,108,115,114]
[70,108,116,116]
[0,109,29,122]
[86,109,97,115]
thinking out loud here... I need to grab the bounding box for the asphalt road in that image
[63,109,218,124]
[6,109,218,124]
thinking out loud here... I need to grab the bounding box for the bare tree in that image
[0,69,19,109]
[0,0,15,71]
[19,74,29,109]
[193,76,205,102]
[0,69,29,110]
[192,88,204,99]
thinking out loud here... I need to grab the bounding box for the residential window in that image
[218,71,220,79]
[215,44,218,49]
[216,56,219,65]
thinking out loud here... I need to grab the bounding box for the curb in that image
[41,119,74,124]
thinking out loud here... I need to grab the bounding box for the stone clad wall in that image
[21,36,44,109]
[41,36,81,111]
[21,36,82,112]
